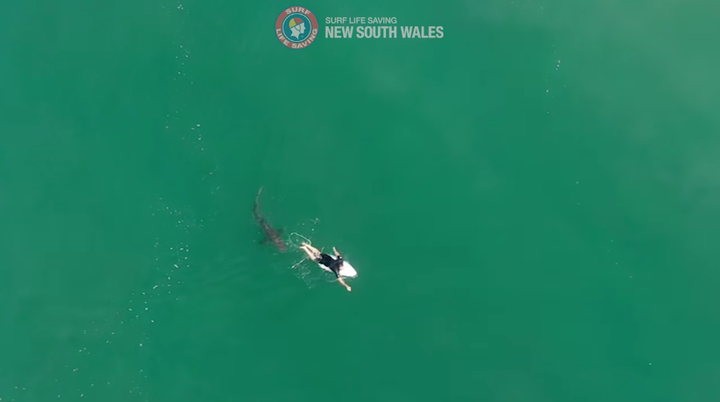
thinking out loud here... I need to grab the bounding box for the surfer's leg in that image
[299,243,321,261]
[301,242,321,255]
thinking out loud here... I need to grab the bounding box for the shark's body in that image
[254,186,287,252]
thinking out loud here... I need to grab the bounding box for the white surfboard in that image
[317,257,357,278]
[338,261,357,278]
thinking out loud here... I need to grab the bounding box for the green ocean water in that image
[2,0,719,401]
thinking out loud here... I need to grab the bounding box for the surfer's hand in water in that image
[338,277,351,292]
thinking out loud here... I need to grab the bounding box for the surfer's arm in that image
[337,277,351,292]
[333,247,342,258]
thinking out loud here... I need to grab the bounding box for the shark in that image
[254,186,287,252]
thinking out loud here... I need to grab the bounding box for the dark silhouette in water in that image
[254,186,287,252]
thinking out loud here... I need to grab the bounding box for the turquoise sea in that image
[2,0,719,401]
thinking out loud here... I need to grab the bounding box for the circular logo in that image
[275,6,319,49]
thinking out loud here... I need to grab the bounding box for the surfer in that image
[299,242,352,292]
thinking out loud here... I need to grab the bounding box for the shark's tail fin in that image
[254,186,264,218]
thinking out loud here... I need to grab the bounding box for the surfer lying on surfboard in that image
[299,242,354,292]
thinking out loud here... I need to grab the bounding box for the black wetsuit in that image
[318,253,343,278]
